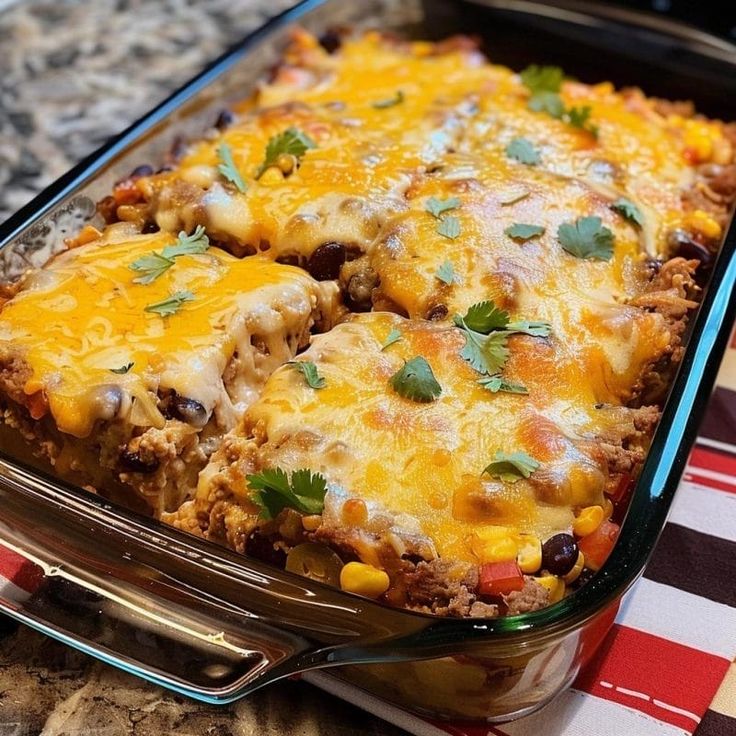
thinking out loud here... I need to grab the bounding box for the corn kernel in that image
[684,121,714,162]
[276,153,297,175]
[342,498,368,527]
[258,166,284,185]
[517,534,542,574]
[470,526,518,563]
[301,514,322,532]
[536,574,565,604]
[573,505,604,537]
[602,497,614,519]
[685,209,722,240]
[339,561,390,598]
[563,551,585,584]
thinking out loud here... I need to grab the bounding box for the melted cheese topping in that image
[137,31,729,260]
[0,225,334,437]
[227,312,644,562]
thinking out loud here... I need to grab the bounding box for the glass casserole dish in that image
[0,0,735,722]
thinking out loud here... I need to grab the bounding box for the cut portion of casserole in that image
[167,312,661,616]
[0,223,337,514]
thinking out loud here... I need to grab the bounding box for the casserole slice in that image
[0,223,337,514]
[167,312,659,616]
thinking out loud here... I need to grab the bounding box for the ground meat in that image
[0,351,32,406]
[503,577,549,615]
[651,98,695,118]
[401,559,480,617]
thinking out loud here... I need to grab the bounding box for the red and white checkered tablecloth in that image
[2,334,736,736]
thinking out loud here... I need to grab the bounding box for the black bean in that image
[318,29,342,54]
[119,449,160,474]
[170,395,208,428]
[245,532,287,568]
[668,228,713,267]
[542,533,578,576]
[142,221,160,234]
[426,304,448,321]
[130,164,154,179]
[307,242,347,281]
[215,109,235,130]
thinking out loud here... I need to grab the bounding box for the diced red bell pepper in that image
[478,561,524,597]
[610,472,634,505]
[578,520,620,571]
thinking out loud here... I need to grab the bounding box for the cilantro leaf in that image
[247,467,327,519]
[437,216,461,240]
[505,320,552,337]
[454,301,551,376]
[483,451,540,483]
[455,320,510,376]
[558,216,615,261]
[381,328,402,351]
[610,197,644,227]
[435,259,457,285]
[130,251,175,284]
[566,105,597,136]
[144,290,195,317]
[528,91,565,118]
[217,143,247,193]
[288,360,325,389]
[390,356,442,403]
[161,225,210,258]
[373,90,404,109]
[520,65,564,95]
[454,300,509,333]
[130,226,210,284]
[505,223,545,241]
[477,374,528,394]
[109,362,134,375]
[425,196,461,219]
[256,127,316,179]
[505,138,541,166]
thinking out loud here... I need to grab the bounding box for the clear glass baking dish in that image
[1,0,735,723]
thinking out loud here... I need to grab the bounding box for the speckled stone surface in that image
[0,1,404,733]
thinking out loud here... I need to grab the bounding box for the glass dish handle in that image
[0,456,432,703]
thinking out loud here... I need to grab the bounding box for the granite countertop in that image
[0,1,403,733]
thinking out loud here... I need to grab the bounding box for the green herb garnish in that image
[455,300,509,333]
[288,360,325,389]
[477,375,528,395]
[109,362,134,375]
[558,216,614,261]
[520,65,597,137]
[130,251,175,285]
[435,259,457,285]
[144,290,195,317]
[390,356,442,403]
[425,196,461,219]
[483,451,540,483]
[505,223,545,242]
[437,215,461,240]
[381,328,402,351]
[505,137,541,166]
[255,127,316,179]
[453,300,551,375]
[130,226,210,284]
[373,90,404,109]
[217,143,247,193]
[610,197,644,227]
[161,225,210,258]
[247,468,327,519]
